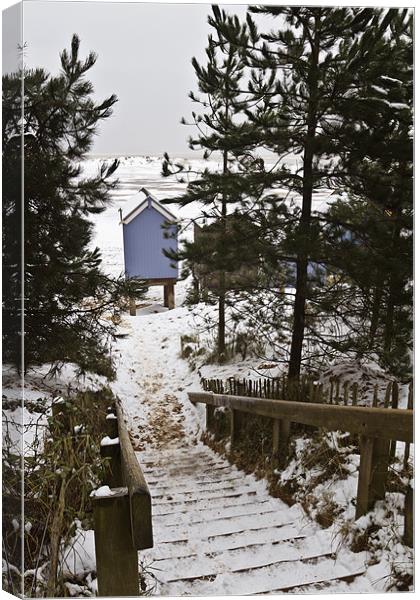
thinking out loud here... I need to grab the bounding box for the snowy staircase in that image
[137,445,373,595]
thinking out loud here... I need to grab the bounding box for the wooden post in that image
[93,490,140,596]
[168,283,175,310]
[163,283,175,309]
[356,435,390,519]
[329,378,334,404]
[356,436,374,518]
[384,382,392,408]
[372,384,378,408]
[272,418,280,459]
[272,418,290,466]
[343,382,349,406]
[308,380,313,403]
[100,439,123,488]
[403,485,413,547]
[230,409,242,450]
[370,437,390,503]
[206,404,215,431]
[129,298,136,316]
[107,403,116,415]
[335,379,340,405]
[106,413,119,439]
[352,383,358,406]
[168,283,175,309]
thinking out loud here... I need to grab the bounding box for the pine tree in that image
[319,9,413,377]
[229,7,380,378]
[163,6,263,362]
[2,35,145,377]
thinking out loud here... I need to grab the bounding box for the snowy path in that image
[110,305,379,595]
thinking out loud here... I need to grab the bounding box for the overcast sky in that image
[6,1,249,156]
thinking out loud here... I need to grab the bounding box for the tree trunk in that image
[218,273,226,361]
[288,25,320,380]
[218,131,229,363]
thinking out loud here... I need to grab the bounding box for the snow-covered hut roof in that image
[120,188,177,225]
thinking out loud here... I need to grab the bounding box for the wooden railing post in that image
[206,404,215,431]
[356,435,390,519]
[106,412,119,439]
[370,437,390,502]
[100,437,123,488]
[230,409,242,449]
[272,418,290,466]
[356,436,374,518]
[93,490,140,596]
[272,418,280,459]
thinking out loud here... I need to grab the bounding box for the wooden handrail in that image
[190,389,413,540]
[93,401,153,596]
[189,391,413,443]
[115,400,153,550]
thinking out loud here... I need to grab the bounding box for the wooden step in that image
[155,531,337,582]
[150,481,259,502]
[152,490,259,513]
[153,500,278,527]
[152,496,275,518]
[148,474,245,491]
[154,507,300,544]
[158,552,367,596]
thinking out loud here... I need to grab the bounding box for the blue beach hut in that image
[120,188,178,310]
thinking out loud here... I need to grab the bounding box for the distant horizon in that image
[16,1,249,156]
[86,150,278,159]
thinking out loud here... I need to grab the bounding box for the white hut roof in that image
[120,188,177,225]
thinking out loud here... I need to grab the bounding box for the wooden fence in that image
[189,389,413,546]
[202,376,413,467]
[201,375,412,409]
[92,400,153,596]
